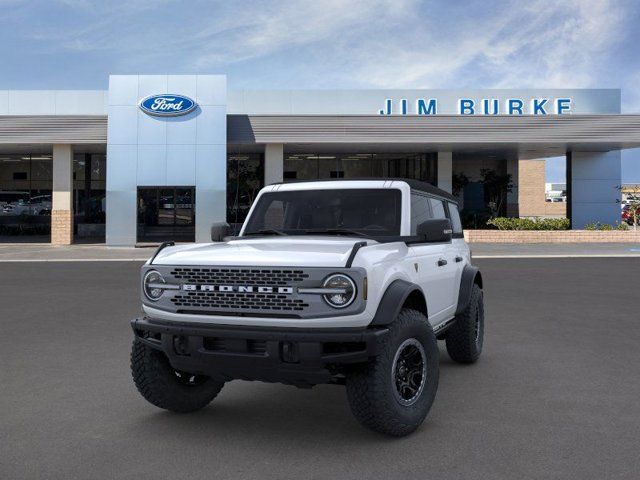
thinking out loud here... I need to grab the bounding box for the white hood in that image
[151,236,372,267]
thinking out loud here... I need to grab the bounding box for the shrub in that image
[486,217,570,231]
[585,221,630,231]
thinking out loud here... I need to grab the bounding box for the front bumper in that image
[131,317,388,387]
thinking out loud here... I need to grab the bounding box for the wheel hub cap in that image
[391,338,427,406]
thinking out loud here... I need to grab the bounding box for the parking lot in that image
[1,258,639,479]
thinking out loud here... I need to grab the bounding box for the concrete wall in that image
[437,151,452,193]
[106,75,227,245]
[0,91,107,115]
[569,151,621,228]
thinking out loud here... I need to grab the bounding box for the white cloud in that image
[4,0,634,95]
[333,0,627,89]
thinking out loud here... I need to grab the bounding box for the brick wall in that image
[51,210,73,245]
[518,159,547,217]
[464,230,640,243]
[544,202,566,217]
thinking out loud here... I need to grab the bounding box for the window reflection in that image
[283,152,437,185]
[0,154,52,238]
[227,152,264,232]
[73,153,106,240]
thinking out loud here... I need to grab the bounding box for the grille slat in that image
[168,267,311,312]
[170,267,308,286]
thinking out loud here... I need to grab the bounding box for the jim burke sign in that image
[378,97,572,115]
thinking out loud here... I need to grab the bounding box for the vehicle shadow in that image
[124,346,463,445]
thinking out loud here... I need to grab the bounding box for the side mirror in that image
[210,222,230,242]
[416,219,453,243]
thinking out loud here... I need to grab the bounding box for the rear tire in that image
[131,339,224,413]
[345,309,439,436]
[445,283,484,363]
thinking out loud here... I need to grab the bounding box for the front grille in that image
[145,265,365,319]
[171,291,309,311]
[170,267,309,286]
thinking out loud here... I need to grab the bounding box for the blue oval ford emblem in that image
[139,94,197,116]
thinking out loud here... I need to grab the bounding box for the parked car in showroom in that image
[130,179,485,436]
[1,195,52,216]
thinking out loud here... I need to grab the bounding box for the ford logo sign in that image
[139,94,197,117]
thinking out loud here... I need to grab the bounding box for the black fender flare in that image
[370,279,427,326]
[455,265,483,315]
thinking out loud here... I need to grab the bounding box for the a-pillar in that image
[51,144,74,245]
[437,151,452,193]
[265,144,284,185]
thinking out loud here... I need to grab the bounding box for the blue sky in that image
[1,0,639,182]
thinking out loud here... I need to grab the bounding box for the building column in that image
[567,150,621,229]
[264,144,284,185]
[437,151,452,193]
[517,158,546,218]
[51,144,74,245]
[506,158,519,217]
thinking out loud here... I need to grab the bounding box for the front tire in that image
[345,309,439,436]
[445,283,484,363]
[131,339,224,413]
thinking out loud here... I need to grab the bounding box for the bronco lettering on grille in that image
[182,285,294,294]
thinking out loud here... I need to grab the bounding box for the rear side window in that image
[429,198,447,219]
[448,202,463,234]
[410,193,432,234]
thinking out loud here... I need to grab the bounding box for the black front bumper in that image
[131,317,389,387]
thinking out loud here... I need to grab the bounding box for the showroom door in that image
[137,187,195,243]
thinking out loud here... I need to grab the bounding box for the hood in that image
[151,236,373,267]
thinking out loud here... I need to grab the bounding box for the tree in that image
[480,169,513,218]
[452,172,469,197]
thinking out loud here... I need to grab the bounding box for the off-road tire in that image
[131,339,224,413]
[445,283,484,363]
[345,309,439,436]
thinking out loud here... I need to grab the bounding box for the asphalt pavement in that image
[1,258,639,479]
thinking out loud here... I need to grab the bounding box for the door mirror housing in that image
[210,222,230,242]
[415,219,453,243]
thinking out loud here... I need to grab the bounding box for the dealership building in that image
[0,74,639,246]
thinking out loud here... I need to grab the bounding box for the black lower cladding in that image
[131,317,389,387]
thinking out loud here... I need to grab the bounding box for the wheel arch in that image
[455,265,483,316]
[370,279,428,326]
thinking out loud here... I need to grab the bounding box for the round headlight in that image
[322,274,356,308]
[143,270,165,301]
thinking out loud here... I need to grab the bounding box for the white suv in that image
[131,179,484,436]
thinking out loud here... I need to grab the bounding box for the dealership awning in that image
[228,114,640,159]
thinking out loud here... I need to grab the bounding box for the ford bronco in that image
[131,179,484,436]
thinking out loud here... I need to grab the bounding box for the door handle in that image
[455,256,463,263]
[437,258,447,267]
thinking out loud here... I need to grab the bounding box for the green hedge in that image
[584,221,629,231]
[486,217,570,231]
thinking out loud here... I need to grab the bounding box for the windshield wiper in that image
[305,228,371,238]
[243,229,287,236]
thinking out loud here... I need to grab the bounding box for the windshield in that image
[243,188,402,237]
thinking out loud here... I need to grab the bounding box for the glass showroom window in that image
[227,152,264,232]
[73,153,106,240]
[0,154,52,239]
[283,152,437,185]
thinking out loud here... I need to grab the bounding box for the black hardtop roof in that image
[273,178,458,203]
